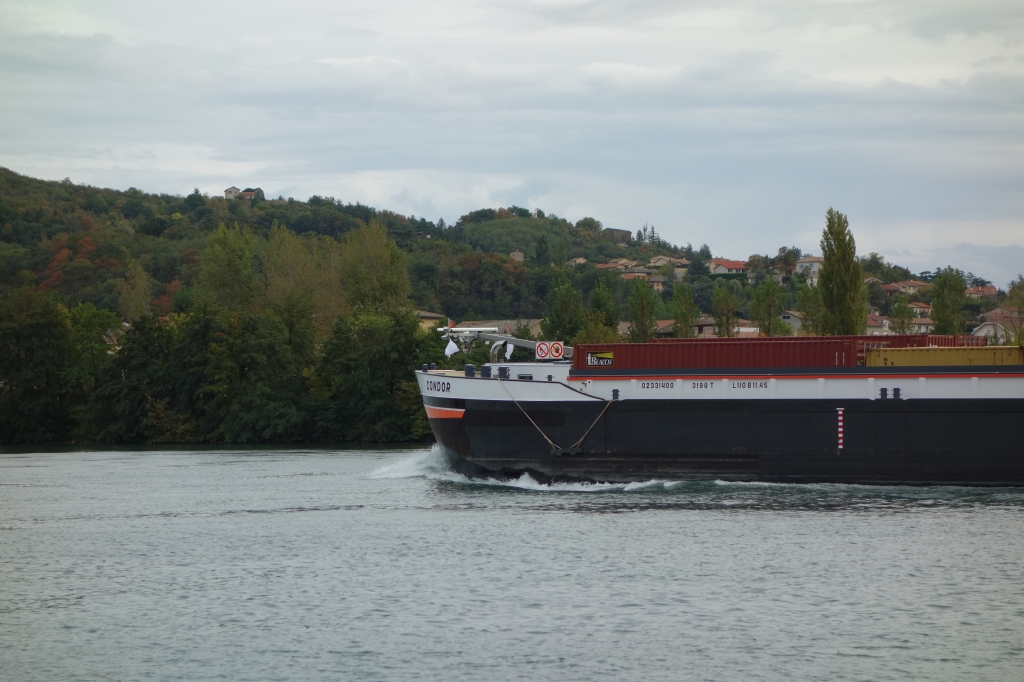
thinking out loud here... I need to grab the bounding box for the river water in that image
[2,447,1023,681]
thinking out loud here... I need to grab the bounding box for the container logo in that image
[586,351,614,367]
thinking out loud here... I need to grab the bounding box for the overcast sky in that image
[2,0,1022,284]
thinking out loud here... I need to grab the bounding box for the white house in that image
[796,256,824,285]
[866,314,891,335]
[779,310,803,334]
[972,320,1007,342]
[224,186,240,200]
[911,318,935,334]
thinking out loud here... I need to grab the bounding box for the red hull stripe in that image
[425,406,466,419]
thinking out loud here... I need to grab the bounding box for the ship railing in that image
[436,327,573,362]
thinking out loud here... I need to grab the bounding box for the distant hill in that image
[0,167,685,320]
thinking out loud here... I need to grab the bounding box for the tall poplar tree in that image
[116,260,153,322]
[818,208,866,335]
[889,295,914,335]
[750,279,787,336]
[672,282,699,338]
[627,278,659,343]
[541,278,586,343]
[711,283,738,337]
[588,279,619,329]
[931,267,967,334]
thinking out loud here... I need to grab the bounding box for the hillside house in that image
[647,255,689,269]
[911,318,935,334]
[648,275,667,292]
[881,283,903,296]
[780,310,803,334]
[415,310,445,331]
[708,258,747,275]
[603,228,632,244]
[977,307,1023,342]
[566,257,588,267]
[596,258,637,271]
[224,186,240,200]
[509,249,525,262]
[796,256,824,285]
[966,285,998,299]
[909,302,932,318]
[866,314,891,335]
[972,320,1008,341]
[895,280,928,294]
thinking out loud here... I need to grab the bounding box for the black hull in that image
[425,397,1024,485]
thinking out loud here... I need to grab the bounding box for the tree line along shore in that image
[1,168,1021,444]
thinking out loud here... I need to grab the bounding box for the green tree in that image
[184,188,206,211]
[672,282,699,338]
[796,283,824,335]
[575,217,603,234]
[575,312,622,344]
[84,314,173,442]
[116,259,153,322]
[200,225,259,311]
[541,278,586,343]
[687,258,710,279]
[314,309,436,442]
[534,235,550,265]
[711,283,738,337]
[889,295,914,335]
[931,267,967,334]
[196,312,306,442]
[66,303,121,389]
[263,225,347,358]
[627,278,658,343]
[750,279,788,336]
[1004,275,1024,345]
[338,219,410,310]
[818,208,866,335]
[0,287,76,442]
[588,279,619,328]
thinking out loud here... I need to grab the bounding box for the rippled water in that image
[2,447,1023,681]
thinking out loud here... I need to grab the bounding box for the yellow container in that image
[866,346,1024,367]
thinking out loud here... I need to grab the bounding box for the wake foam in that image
[367,446,684,492]
[367,446,465,482]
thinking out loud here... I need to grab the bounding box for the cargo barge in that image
[416,333,1024,485]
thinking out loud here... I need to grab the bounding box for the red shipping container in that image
[574,339,859,371]
[649,335,985,364]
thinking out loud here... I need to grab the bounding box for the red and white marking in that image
[837,408,844,449]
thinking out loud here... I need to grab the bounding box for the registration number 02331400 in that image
[691,381,715,389]
[640,381,675,389]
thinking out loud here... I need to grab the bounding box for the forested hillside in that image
[1,167,1013,445]
[0,167,688,444]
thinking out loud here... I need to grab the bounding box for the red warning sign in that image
[549,341,564,359]
[535,342,550,360]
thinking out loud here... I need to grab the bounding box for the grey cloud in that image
[1,0,1022,281]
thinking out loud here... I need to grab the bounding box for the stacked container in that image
[574,338,859,371]
[866,346,1024,367]
[574,336,989,371]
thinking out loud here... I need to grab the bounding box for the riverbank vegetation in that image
[1,168,1019,443]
